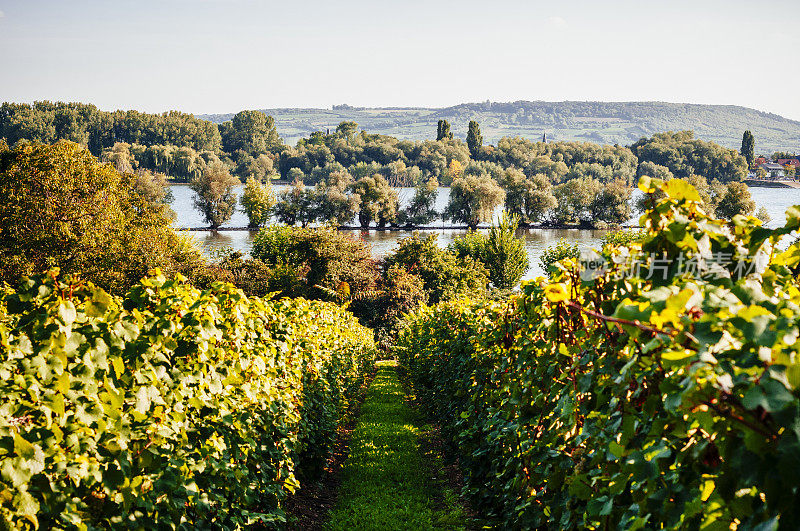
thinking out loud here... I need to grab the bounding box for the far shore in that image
[177,224,641,232]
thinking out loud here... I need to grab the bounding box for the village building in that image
[758,162,787,179]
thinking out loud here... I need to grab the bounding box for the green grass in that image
[324,361,468,530]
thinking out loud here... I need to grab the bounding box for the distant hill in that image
[199,101,800,153]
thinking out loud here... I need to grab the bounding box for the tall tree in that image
[190,161,240,229]
[466,120,483,159]
[314,170,360,225]
[401,176,439,226]
[436,120,453,141]
[444,172,505,229]
[240,177,276,228]
[349,174,399,228]
[715,181,756,220]
[221,110,282,155]
[741,130,755,166]
[336,121,359,143]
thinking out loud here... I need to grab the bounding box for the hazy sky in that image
[1,0,798,120]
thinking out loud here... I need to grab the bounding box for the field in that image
[199,100,800,152]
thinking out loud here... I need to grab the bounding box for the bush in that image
[350,264,426,350]
[383,233,488,304]
[601,228,647,248]
[538,238,579,276]
[250,225,379,301]
[0,140,195,294]
[450,214,529,290]
[398,177,800,529]
[0,270,375,528]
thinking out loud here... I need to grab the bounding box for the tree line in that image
[1,101,760,229]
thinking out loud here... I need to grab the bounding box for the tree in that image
[401,176,439,226]
[132,170,175,219]
[466,120,483,159]
[593,179,632,226]
[714,181,756,220]
[220,110,282,155]
[502,168,557,225]
[314,170,359,225]
[553,177,603,226]
[234,151,276,181]
[637,161,674,181]
[436,120,453,141]
[241,177,276,228]
[631,131,748,183]
[336,121,359,143]
[190,161,240,229]
[444,173,505,229]
[349,174,399,228]
[275,179,315,227]
[771,151,795,162]
[741,130,755,166]
[756,206,771,224]
[0,140,194,293]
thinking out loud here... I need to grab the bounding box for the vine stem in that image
[564,300,699,345]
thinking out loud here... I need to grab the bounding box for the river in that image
[170,184,800,278]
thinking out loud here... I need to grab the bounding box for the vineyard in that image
[399,178,800,529]
[3,177,800,529]
[0,271,375,528]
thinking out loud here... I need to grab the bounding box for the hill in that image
[199,101,800,153]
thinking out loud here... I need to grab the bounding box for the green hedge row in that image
[398,178,800,529]
[0,271,375,529]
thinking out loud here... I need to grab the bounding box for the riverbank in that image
[745,179,800,189]
[176,223,638,232]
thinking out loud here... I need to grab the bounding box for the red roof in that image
[778,159,800,167]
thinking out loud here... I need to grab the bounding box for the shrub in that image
[251,225,379,301]
[398,177,800,528]
[538,238,579,276]
[0,270,375,528]
[483,213,528,289]
[601,228,647,248]
[350,264,426,350]
[450,214,529,290]
[383,233,488,304]
[0,140,195,294]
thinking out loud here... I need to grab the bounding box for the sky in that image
[1,0,798,120]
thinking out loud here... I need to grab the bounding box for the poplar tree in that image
[466,120,483,159]
[740,130,755,166]
[436,119,453,141]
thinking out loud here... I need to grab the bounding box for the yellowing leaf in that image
[14,433,35,460]
[112,356,124,379]
[544,284,569,303]
[701,479,715,502]
[662,350,694,361]
[663,179,701,202]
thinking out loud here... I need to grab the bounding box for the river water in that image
[171,184,800,278]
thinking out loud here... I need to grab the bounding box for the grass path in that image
[324,360,468,530]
